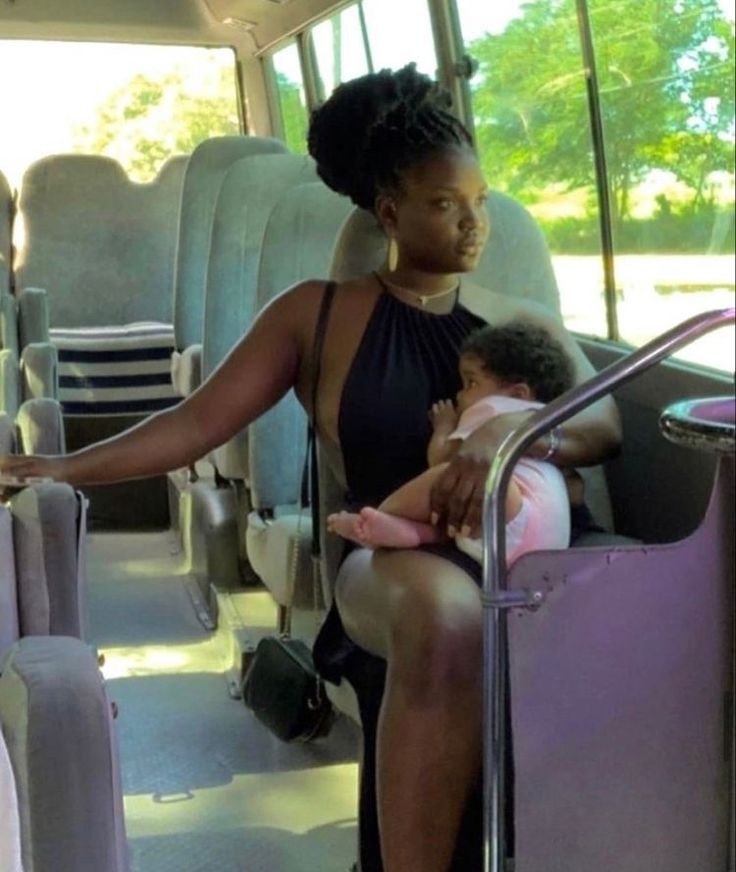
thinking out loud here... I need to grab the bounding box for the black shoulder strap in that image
[306,281,337,560]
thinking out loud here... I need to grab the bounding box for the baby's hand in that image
[429,399,458,434]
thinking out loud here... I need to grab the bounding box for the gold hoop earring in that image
[387,236,399,272]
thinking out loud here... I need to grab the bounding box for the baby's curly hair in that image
[461,321,575,403]
[307,64,472,211]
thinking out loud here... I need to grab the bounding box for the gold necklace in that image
[373,271,460,308]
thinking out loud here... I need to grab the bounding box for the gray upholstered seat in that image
[16,154,188,418]
[327,195,614,545]
[0,636,129,872]
[172,155,317,597]
[317,195,618,723]
[245,182,352,611]
[170,135,288,398]
[203,153,317,481]
[17,154,186,327]
[0,482,127,871]
[0,168,11,296]
[0,482,88,658]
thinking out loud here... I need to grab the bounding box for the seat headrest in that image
[330,192,561,312]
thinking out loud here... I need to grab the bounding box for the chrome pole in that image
[481,307,735,872]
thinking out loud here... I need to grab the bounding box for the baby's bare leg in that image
[379,465,448,520]
[351,466,448,549]
[356,507,440,548]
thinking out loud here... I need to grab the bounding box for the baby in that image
[327,321,575,565]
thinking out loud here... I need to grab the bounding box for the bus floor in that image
[87,530,360,872]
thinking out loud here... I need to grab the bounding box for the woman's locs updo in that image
[307,63,473,212]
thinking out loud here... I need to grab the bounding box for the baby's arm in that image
[427,400,461,466]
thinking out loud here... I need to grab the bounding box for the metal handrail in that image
[481,306,736,872]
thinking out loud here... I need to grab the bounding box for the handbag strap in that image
[285,281,337,639]
[307,280,337,561]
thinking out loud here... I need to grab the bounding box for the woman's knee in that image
[335,550,483,687]
[381,565,482,696]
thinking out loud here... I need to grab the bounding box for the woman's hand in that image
[429,411,532,538]
[0,454,67,483]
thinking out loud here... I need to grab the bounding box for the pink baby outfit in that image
[449,395,570,565]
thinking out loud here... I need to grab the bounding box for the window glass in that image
[311,4,371,100]
[590,0,734,371]
[0,41,239,187]
[271,42,309,153]
[455,0,609,341]
[361,0,438,76]
[310,0,437,101]
[456,0,734,372]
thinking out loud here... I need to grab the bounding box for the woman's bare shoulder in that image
[269,276,375,313]
[460,277,562,326]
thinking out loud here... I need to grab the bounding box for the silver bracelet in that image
[539,425,562,462]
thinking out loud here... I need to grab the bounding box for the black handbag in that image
[242,635,335,742]
[241,282,337,743]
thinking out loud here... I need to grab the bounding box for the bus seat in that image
[15,397,66,455]
[0,342,19,417]
[0,719,22,872]
[15,155,187,418]
[171,155,317,599]
[506,448,734,871]
[1,291,18,357]
[0,502,19,655]
[0,411,13,454]
[329,197,615,532]
[171,135,288,399]
[245,182,352,612]
[4,482,88,650]
[16,153,186,327]
[0,169,11,295]
[0,636,129,872]
[203,153,317,482]
[1,287,59,440]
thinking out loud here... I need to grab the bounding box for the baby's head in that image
[456,321,575,412]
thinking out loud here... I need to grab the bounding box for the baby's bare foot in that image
[326,511,366,546]
[357,507,427,549]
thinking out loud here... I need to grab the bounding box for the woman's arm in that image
[429,306,622,536]
[0,287,309,486]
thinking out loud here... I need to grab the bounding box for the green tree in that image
[75,62,240,180]
[275,72,309,153]
[470,0,734,225]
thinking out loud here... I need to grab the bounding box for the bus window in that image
[270,42,310,153]
[455,0,609,342]
[0,41,240,188]
[311,4,372,100]
[590,0,735,371]
[456,0,735,372]
[360,0,438,75]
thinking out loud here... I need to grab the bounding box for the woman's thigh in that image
[335,546,482,663]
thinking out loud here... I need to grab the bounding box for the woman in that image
[1,65,620,872]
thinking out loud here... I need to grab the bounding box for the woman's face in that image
[385,146,490,276]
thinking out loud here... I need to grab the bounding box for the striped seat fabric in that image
[51,322,177,415]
